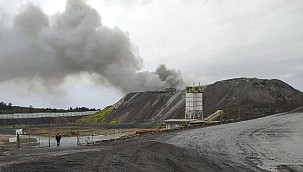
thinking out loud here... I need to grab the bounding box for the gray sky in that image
[0,0,302,109]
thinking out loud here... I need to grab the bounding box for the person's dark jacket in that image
[56,134,61,141]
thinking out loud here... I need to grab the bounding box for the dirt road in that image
[0,111,302,171]
[0,139,230,172]
[165,111,303,171]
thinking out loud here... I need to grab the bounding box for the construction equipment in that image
[204,110,223,123]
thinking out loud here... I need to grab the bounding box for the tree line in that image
[0,102,98,114]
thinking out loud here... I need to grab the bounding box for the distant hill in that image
[84,78,303,124]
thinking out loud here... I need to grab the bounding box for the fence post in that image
[92,130,94,145]
[49,132,51,147]
[77,130,80,146]
[17,133,20,148]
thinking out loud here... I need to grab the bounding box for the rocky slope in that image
[102,78,303,124]
[103,89,184,124]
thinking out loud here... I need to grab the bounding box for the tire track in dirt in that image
[165,112,303,172]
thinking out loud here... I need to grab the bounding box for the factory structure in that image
[164,84,223,130]
[185,85,204,120]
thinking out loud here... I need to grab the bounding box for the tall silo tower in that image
[185,84,203,121]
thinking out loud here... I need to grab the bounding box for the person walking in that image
[56,133,62,147]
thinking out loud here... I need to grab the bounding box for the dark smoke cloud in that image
[0,0,183,94]
[156,64,183,88]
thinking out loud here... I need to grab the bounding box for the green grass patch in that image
[155,122,166,129]
[109,119,119,125]
[19,137,37,143]
[0,136,9,144]
[76,106,114,124]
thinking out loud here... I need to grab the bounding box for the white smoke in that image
[0,0,183,94]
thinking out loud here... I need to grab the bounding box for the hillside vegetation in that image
[76,106,115,124]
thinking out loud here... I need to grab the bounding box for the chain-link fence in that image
[78,130,95,145]
[11,129,133,150]
[37,133,51,148]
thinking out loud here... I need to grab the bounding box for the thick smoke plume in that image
[0,0,183,94]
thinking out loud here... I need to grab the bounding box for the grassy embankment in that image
[75,106,118,124]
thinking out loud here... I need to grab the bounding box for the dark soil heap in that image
[203,78,303,120]
[103,78,303,124]
[103,89,184,123]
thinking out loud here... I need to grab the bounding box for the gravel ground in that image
[0,111,302,172]
[164,111,303,172]
[0,139,226,172]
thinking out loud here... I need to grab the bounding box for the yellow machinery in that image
[204,110,223,123]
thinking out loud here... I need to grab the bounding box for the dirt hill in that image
[101,78,303,124]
